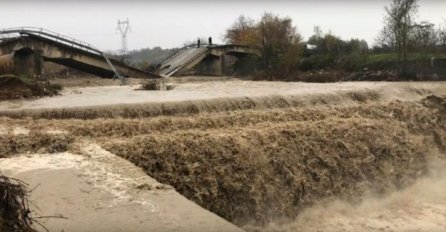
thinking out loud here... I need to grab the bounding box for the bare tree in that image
[410,21,438,52]
[438,21,446,50]
[378,0,418,64]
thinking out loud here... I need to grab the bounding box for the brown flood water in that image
[0,80,444,111]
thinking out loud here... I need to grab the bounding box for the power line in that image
[116,18,131,56]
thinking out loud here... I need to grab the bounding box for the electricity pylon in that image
[117,18,131,56]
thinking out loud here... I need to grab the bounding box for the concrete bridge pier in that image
[194,55,218,76]
[0,54,14,75]
[219,55,225,76]
[14,48,43,79]
[194,54,236,76]
[0,48,43,79]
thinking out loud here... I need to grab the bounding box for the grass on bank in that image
[367,52,446,64]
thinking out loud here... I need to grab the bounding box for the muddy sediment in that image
[0,85,445,229]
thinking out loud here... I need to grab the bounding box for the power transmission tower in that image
[117,18,131,56]
[314,26,322,38]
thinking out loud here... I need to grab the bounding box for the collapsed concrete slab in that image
[0,28,161,80]
[155,45,260,77]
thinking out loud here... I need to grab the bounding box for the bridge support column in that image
[0,54,14,75]
[219,55,225,76]
[6,48,44,79]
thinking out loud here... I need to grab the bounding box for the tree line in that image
[224,0,446,79]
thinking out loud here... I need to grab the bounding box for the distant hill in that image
[124,47,179,70]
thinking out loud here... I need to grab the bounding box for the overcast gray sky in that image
[1,0,445,51]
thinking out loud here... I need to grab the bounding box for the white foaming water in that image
[252,162,446,232]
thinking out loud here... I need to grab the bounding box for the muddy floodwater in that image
[0,78,445,232]
[249,161,446,232]
[0,80,444,111]
[0,143,242,232]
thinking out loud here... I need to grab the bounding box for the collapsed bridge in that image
[155,44,261,77]
[0,27,160,80]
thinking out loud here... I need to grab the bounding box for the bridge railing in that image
[157,43,220,69]
[0,27,102,55]
[164,48,211,77]
[0,27,129,81]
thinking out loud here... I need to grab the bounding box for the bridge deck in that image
[0,28,160,79]
[155,44,260,77]
[157,47,208,77]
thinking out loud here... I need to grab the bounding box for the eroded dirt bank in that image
[0,82,445,231]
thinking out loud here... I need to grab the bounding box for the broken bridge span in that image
[0,27,160,79]
[155,44,261,77]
